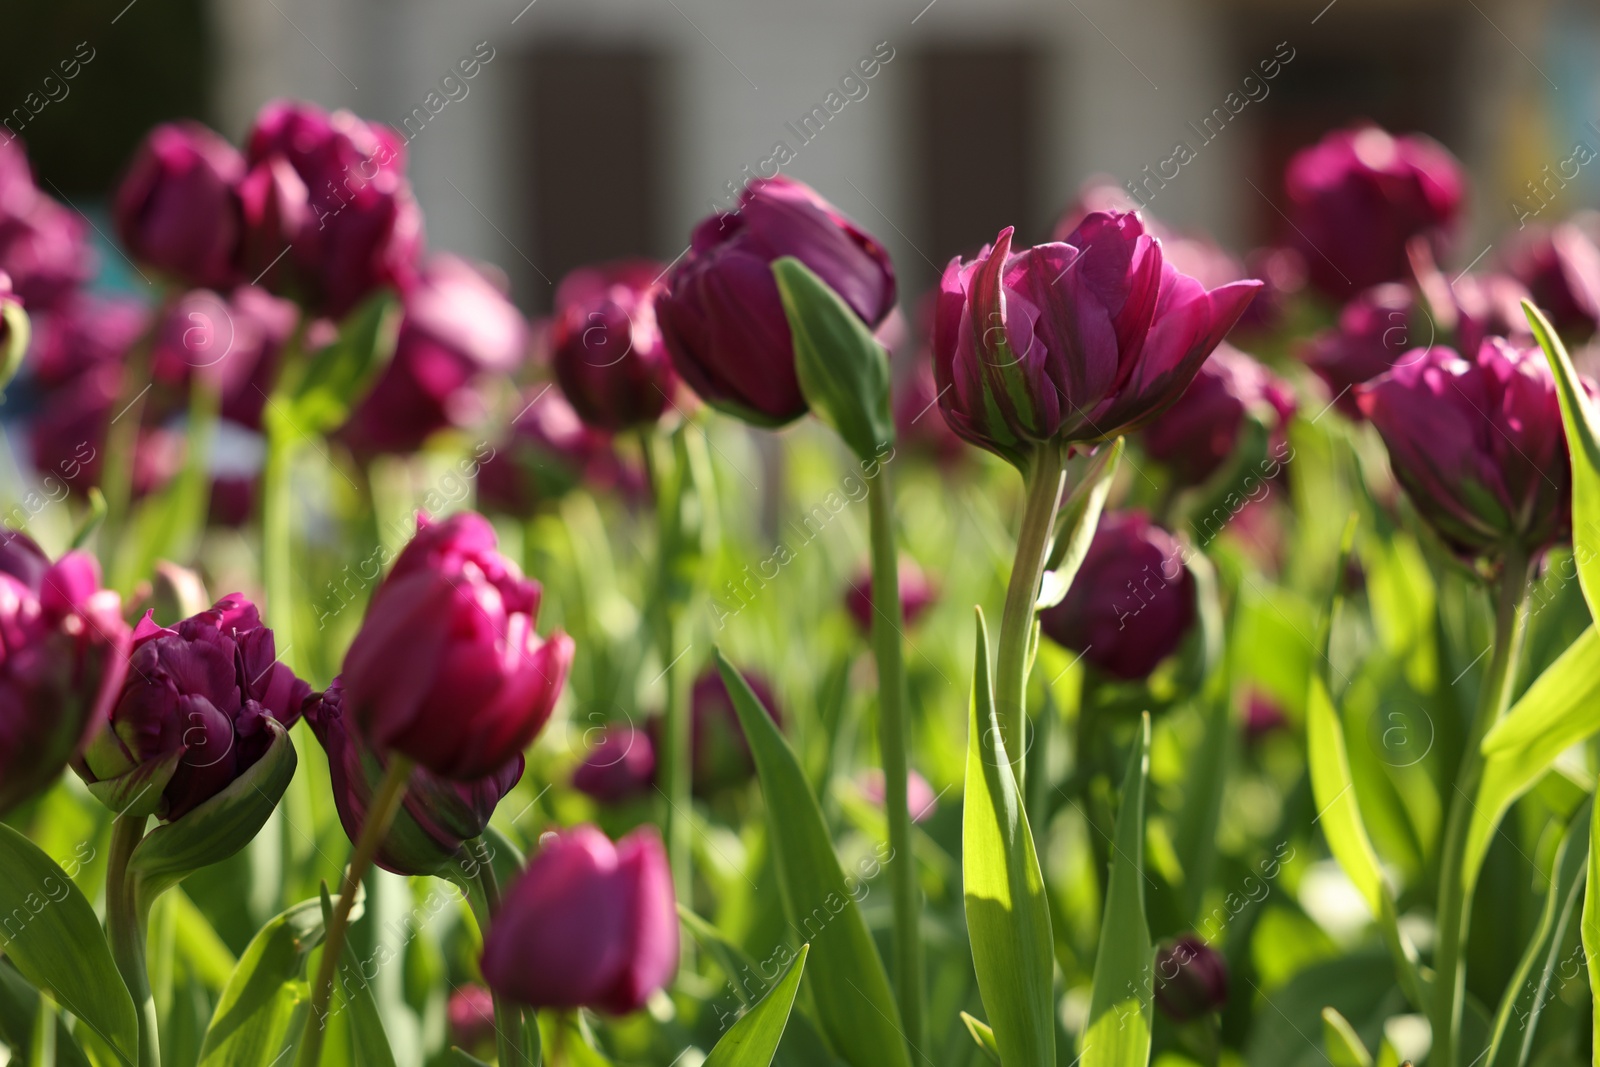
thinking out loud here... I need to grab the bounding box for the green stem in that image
[262,427,297,674]
[470,839,528,1067]
[864,463,924,1052]
[107,815,158,1067]
[297,757,414,1067]
[1429,549,1531,1067]
[100,336,154,573]
[995,441,1067,790]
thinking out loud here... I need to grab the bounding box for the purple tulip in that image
[476,390,644,519]
[307,677,523,876]
[1141,343,1295,486]
[932,214,1261,468]
[340,255,527,456]
[679,668,782,794]
[659,175,897,425]
[447,985,497,1052]
[844,558,936,633]
[571,724,656,804]
[1356,339,1571,560]
[150,286,300,431]
[1039,511,1196,681]
[1243,690,1289,743]
[76,594,308,820]
[0,138,91,312]
[1284,125,1464,298]
[1449,272,1535,355]
[858,767,939,823]
[30,293,150,387]
[1154,935,1228,1021]
[340,512,574,780]
[551,260,682,432]
[0,535,130,815]
[482,824,677,1014]
[1503,223,1600,339]
[1300,283,1419,418]
[114,122,245,290]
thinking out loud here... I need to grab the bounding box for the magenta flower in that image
[1301,283,1419,418]
[1356,339,1571,560]
[447,985,497,1052]
[1503,223,1600,339]
[476,390,644,519]
[858,767,939,823]
[551,259,682,432]
[1284,125,1464,298]
[481,825,677,1014]
[844,558,936,633]
[932,214,1261,469]
[677,668,782,794]
[150,286,300,431]
[114,122,245,290]
[0,139,91,311]
[1141,343,1295,485]
[30,293,150,387]
[340,512,574,780]
[0,535,130,815]
[660,176,897,425]
[1243,690,1290,744]
[571,725,656,805]
[1155,935,1228,1021]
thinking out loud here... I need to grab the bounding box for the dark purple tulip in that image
[476,390,644,519]
[1141,343,1295,485]
[307,677,523,876]
[340,255,527,456]
[894,357,967,465]
[30,293,150,387]
[932,214,1261,468]
[681,668,782,794]
[77,594,309,820]
[1039,511,1196,681]
[1285,125,1464,298]
[1356,339,1571,560]
[481,824,678,1014]
[551,260,682,432]
[1243,690,1289,744]
[447,985,497,1052]
[341,512,574,780]
[0,535,130,815]
[659,175,897,425]
[844,559,936,633]
[571,724,655,804]
[114,122,245,290]
[150,286,299,430]
[0,138,91,312]
[858,767,939,823]
[1301,283,1418,418]
[1154,935,1228,1021]
[1503,223,1600,339]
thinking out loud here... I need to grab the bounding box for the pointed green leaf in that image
[962,608,1054,1065]
[1526,300,1600,618]
[1039,439,1121,608]
[280,291,401,437]
[0,963,90,1067]
[1321,1007,1373,1067]
[714,650,913,1067]
[959,1013,1001,1066]
[704,944,809,1067]
[1584,789,1600,1062]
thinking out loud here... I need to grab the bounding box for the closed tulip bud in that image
[1243,690,1289,743]
[150,286,299,431]
[341,512,574,780]
[1356,339,1571,561]
[447,985,497,1052]
[0,534,130,815]
[1039,511,1196,681]
[679,668,781,794]
[1503,223,1600,340]
[0,139,92,312]
[114,122,245,290]
[1285,125,1464,298]
[1154,935,1228,1021]
[571,725,655,804]
[844,559,936,633]
[551,260,682,432]
[660,175,897,425]
[1141,344,1295,486]
[858,767,939,823]
[933,215,1261,469]
[481,824,677,1014]
[1301,283,1419,418]
[477,391,644,519]
[31,293,150,387]
[307,678,523,876]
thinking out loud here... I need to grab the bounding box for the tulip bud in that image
[0,139,92,311]
[1140,344,1295,486]
[1039,511,1196,681]
[844,559,936,633]
[114,121,245,290]
[150,286,299,432]
[1154,935,1228,1021]
[551,260,682,432]
[678,668,782,794]
[0,534,130,815]
[307,678,523,876]
[482,825,677,1014]
[659,176,897,426]
[340,511,574,780]
[447,985,497,1052]
[1356,339,1571,561]
[571,725,655,804]
[1284,125,1464,298]
[476,390,643,519]
[1300,283,1418,418]
[31,292,150,387]
[932,214,1261,469]
[858,768,939,823]
[1503,223,1600,340]
[148,561,210,623]
[1243,690,1289,744]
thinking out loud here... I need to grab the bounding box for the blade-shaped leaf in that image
[1321,1007,1373,1067]
[959,1013,1001,1066]
[1039,439,1122,608]
[714,650,913,1067]
[704,944,809,1067]
[962,607,1054,1066]
[0,824,139,1067]
[1585,788,1600,1062]
[0,963,90,1067]
[1083,714,1152,1067]
[279,292,401,437]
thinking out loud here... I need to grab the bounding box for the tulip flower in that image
[340,256,527,456]
[1243,690,1289,743]
[307,677,524,876]
[931,213,1261,469]
[1300,283,1418,418]
[844,558,936,632]
[1039,511,1196,681]
[1356,338,1570,561]
[1284,125,1464,298]
[76,594,308,820]
[1154,935,1228,1021]
[571,724,656,804]
[0,534,130,815]
[476,390,643,519]
[0,138,91,311]
[30,293,150,387]
[447,985,497,1052]
[1503,223,1600,339]
[659,175,897,425]
[551,260,682,432]
[481,824,677,1014]
[340,511,574,780]
[114,121,245,290]
[677,668,782,794]
[858,767,939,823]
[1140,343,1295,486]
[150,286,300,430]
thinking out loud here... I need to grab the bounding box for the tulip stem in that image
[298,756,414,1067]
[995,441,1067,791]
[1429,550,1531,1067]
[107,814,159,1067]
[864,461,925,1053]
[469,840,530,1067]
[99,329,156,579]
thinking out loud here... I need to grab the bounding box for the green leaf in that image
[0,297,31,398]
[1525,300,1600,619]
[0,824,139,1067]
[704,944,809,1067]
[1320,1007,1373,1067]
[537,1015,614,1067]
[958,1013,1001,1066]
[0,963,91,1067]
[961,608,1054,1066]
[1082,714,1151,1067]
[1584,788,1600,1063]
[1039,439,1122,609]
[714,650,913,1067]
[773,256,894,460]
[279,292,401,437]
[440,1050,494,1067]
